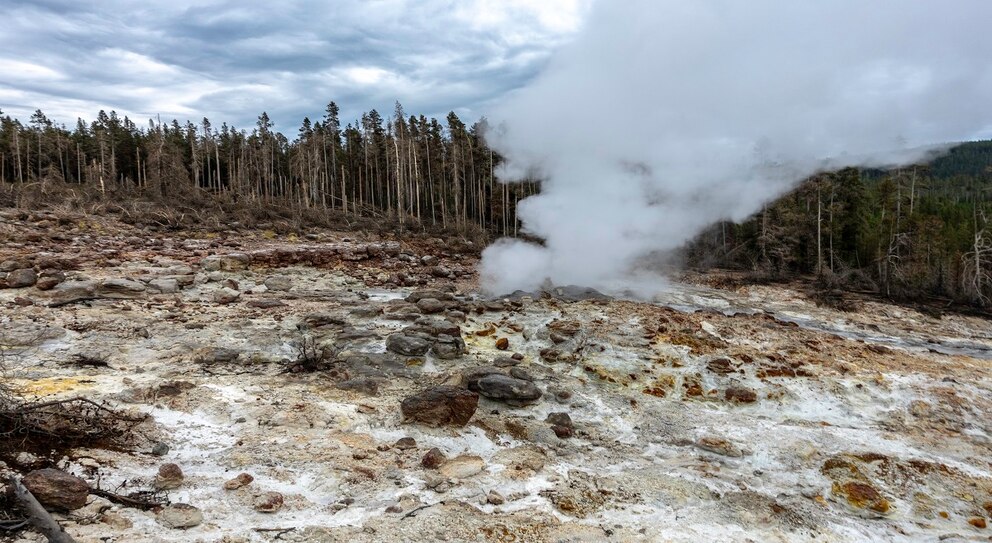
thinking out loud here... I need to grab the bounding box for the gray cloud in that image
[0,0,590,131]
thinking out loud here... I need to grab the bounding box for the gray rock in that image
[148,278,180,294]
[151,442,170,456]
[416,298,446,314]
[98,278,146,298]
[157,503,203,529]
[201,253,250,272]
[337,378,380,395]
[432,334,467,359]
[264,275,293,291]
[476,375,543,406]
[5,268,37,288]
[213,287,241,304]
[461,366,504,391]
[386,334,431,356]
[48,280,99,307]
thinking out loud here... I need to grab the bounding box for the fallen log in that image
[7,475,77,543]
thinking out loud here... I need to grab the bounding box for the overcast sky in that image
[0,0,591,133]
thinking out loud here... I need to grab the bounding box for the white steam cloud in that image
[481,0,992,295]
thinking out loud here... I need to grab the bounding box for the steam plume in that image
[480,0,992,295]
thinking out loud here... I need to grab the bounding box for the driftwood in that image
[7,475,77,543]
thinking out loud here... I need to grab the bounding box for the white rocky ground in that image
[2,219,992,542]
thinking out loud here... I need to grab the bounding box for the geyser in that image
[480,0,992,295]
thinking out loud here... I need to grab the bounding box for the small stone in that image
[21,469,90,511]
[495,337,510,350]
[551,425,574,438]
[148,278,180,293]
[487,490,505,505]
[154,463,184,490]
[421,448,447,469]
[394,437,417,450]
[151,442,170,456]
[157,503,203,529]
[385,504,403,513]
[969,517,987,529]
[509,367,533,381]
[493,356,520,367]
[253,491,284,513]
[223,473,254,490]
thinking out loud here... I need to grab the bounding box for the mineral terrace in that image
[2,210,992,542]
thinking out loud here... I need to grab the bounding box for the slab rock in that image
[439,455,485,479]
[476,374,542,406]
[386,333,431,356]
[157,503,203,529]
[401,386,479,427]
[21,469,90,511]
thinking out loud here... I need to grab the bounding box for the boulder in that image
[148,278,180,294]
[213,287,241,304]
[476,375,543,406]
[416,298,446,314]
[21,469,90,511]
[48,280,99,306]
[401,386,479,427]
[263,275,293,291]
[5,268,37,288]
[386,334,431,356]
[461,366,504,391]
[432,334,467,359]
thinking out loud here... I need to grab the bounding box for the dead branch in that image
[89,488,166,511]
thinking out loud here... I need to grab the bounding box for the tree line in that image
[0,104,537,236]
[685,144,992,306]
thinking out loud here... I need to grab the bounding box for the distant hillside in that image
[930,140,992,179]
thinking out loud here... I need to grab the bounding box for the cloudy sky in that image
[0,0,591,132]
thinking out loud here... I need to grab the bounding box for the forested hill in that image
[684,141,992,308]
[929,140,992,179]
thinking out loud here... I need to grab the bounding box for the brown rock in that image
[154,463,184,490]
[495,337,510,350]
[970,517,987,529]
[725,386,758,403]
[156,503,203,528]
[21,469,90,511]
[394,437,418,450]
[253,491,284,513]
[401,386,479,427]
[422,447,447,469]
[223,473,254,490]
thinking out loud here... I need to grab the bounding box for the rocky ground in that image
[2,209,992,542]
